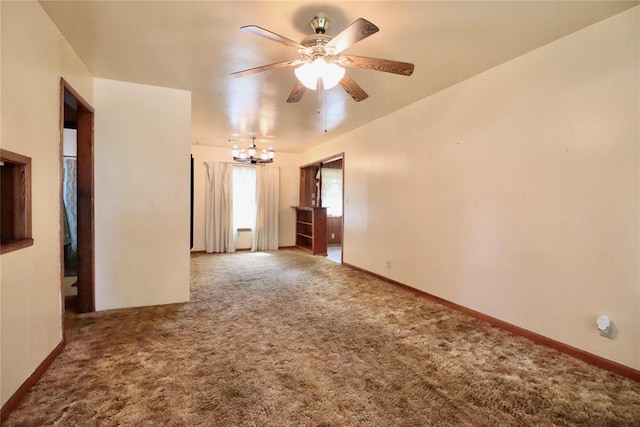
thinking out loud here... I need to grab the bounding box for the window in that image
[321,168,343,217]
[232,166,256,230]
[1,149,33,254]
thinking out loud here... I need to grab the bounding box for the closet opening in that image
[61,79,95,315]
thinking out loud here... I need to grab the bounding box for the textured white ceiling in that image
[40,0,637,153]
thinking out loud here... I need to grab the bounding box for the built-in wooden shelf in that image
[292,206,327,256]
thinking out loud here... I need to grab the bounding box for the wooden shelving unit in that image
[293,206,327,255]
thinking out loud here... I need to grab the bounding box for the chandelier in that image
[231,137,275,164]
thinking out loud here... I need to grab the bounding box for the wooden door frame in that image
[60,79,95,316]
[301,153,345,263]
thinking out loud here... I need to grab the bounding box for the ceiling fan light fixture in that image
[323,62,346,89]
[294,61,319,89]
[294,58,345,90]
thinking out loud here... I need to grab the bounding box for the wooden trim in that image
[75,109,95,313]
[0,149,30,164]
[340,153,344,264]
[343,262,640,382]
[300,152,345,262]
[300,152,345,169]
[0,340,65,422]
[59,80,67,328]
[0,149,33,254]
[61,79,94,113]
[190,155,194,249]
[61,78,96,314]
[0,238,34,254]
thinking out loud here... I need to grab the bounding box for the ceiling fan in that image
[231,15,414,103]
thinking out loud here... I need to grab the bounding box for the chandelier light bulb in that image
[231,137,275,164]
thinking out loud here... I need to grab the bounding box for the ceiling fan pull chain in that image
[324,88,328,133]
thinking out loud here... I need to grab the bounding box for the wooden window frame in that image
[1,149,33,254]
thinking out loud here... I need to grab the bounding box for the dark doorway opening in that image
[61,79,95,315]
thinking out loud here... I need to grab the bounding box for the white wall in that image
[0,1,93,406]
[190,145,301,251]
[94,78,191,311]
[303,8,640,370]
[63,128,77,157]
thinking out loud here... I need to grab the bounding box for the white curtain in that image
[252,166,280,251]
[205,162,235,253]
[63,158,78,269]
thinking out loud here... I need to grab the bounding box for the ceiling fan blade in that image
[326,18,379,54]
[339,55,414,76]
[231,59,304,78]
[339,73,368,102]
[286,81,306,103]
[241,25,305,50]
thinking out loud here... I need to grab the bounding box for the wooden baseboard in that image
[1,340,66,422]
[343,262,640,382]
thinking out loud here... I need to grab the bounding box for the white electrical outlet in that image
[597,315,613,338]
[386,260,391,269]
[331,233,335,239]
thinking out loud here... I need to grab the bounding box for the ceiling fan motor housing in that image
[299,34,336,61]
[311,15,329,34]
[299,15,337,61]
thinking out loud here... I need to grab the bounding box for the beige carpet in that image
[5,249,640,426]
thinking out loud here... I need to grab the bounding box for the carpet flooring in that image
[4,249,640,426]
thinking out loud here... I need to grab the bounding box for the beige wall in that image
[303,8,640,370]
[1,1,637,411]
[190,145,301,252]
[0,1,93,406]
[94,78,191,311]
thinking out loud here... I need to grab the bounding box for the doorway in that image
[321,155,344,264]
[62,125,78,304]
[60,79,95,315]
[299,153,345,262]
